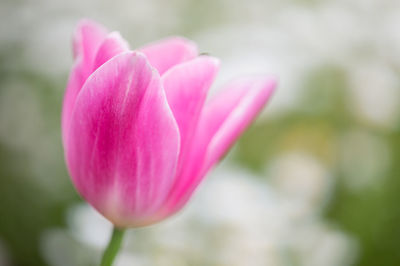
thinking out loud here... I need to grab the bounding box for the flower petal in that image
[163,76,276,215]
[61,61,85,146]
[66,52,180,227]
[140,37,198,75]
[62,20,108,145]
[92,32,130,71]
[202,76,277,171]
[162,56,219,178]
[73,19,108,72]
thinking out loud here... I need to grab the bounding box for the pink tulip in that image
[62,19,276,228]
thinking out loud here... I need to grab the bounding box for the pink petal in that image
[62,20,108,145]
[202,76,276,171]
[162,56,219,177]
[140,37,198,75]
[61,61,85,146]
[72,19,108,72]
[65,52,180,227]
[163,76,277,215]
[92,32,130,71]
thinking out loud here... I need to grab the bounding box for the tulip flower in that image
[62,19,276,265]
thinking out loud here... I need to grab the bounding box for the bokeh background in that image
[1,0,400,265]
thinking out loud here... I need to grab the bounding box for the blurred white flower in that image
[348,61,400,129]
[67,204,112,249]
[267,152,333,213]
[292,223,357,266]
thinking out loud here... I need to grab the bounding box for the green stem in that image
[100,226,126,266]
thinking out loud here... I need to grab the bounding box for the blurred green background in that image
[0,0,399,265]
